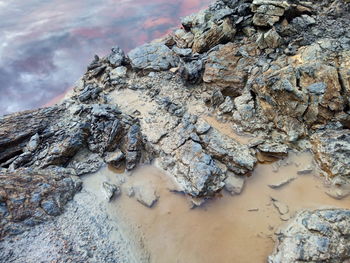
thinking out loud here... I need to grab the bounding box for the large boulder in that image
[128,43,179,71]
[269,209,350,262]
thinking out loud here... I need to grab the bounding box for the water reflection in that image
[0,0,212,115]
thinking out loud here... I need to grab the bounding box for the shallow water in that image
[83,152,350,263]
[0,0,212,115]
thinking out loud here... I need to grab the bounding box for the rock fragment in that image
[102,182,120,201]
[128,43,179,71]
[224,172,245,195]
[134,186,159,208]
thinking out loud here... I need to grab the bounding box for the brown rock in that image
[203,42,258,95]
[192,18,236,53]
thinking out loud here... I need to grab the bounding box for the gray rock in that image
[297,165,314,175]
[172,46,192,57]
[26,133,40,152]
[174,140,225,197]
[179,59,204,84]
[257,29,282,49]
[200,129,257,175]
[311,129,350,178]
[108,46,125,67]
[195,120,211,135]
[102,182,120,201]
[105,150,125,168]
[269,209,350,263]
[128,43,179,71]
[109,66,127,80]
[219,96,234,113]
[125,124,142,170]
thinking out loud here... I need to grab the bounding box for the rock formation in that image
[1,0,350,260]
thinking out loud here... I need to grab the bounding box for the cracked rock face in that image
[311,129,350,178]
[269,209,350,263]
[0,168,82,239]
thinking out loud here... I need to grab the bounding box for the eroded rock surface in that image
[269,209,350,263]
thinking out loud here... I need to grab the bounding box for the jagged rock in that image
[173,140,225,197]
[128,43,179,71]
[269,209,350,263]
[200,128,257,175]
[257,29,282,49]
[233,91,256,120]
[108,46,126,67]
[311,129,350,178]
[179,59,204,84]
[257,142,288,159]
[180,7,236,53]
[78,84,102,102]
[125,124,142,170]
[192,18,236,53]
[0,168,82,238]
[224,172,245,195]
[210,88,225,107]
[68,154,104,176]
[252,46,347,131]
[105,150,125,168]
[133,186,158,208]
[109,66,127,80]
[219,96,234,113]
[204,42,258,94]
[173,29,195,49]
[251,0,289,27]
[102,182,120,201]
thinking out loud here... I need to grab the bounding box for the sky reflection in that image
[0,0,212,115]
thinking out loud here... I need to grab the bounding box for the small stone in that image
[134,186,159,208]
[219,97,234,113]
[109,66,127,80]
[26,133,40,152]
[297,165,314,175]
[102,182,120,201]
[268,177,296,189]
[195,120,211,135]
[224,172,245,195]
[105,150,125,168]
[108,46,125,67]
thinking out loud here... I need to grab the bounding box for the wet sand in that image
[83,152,350,263]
